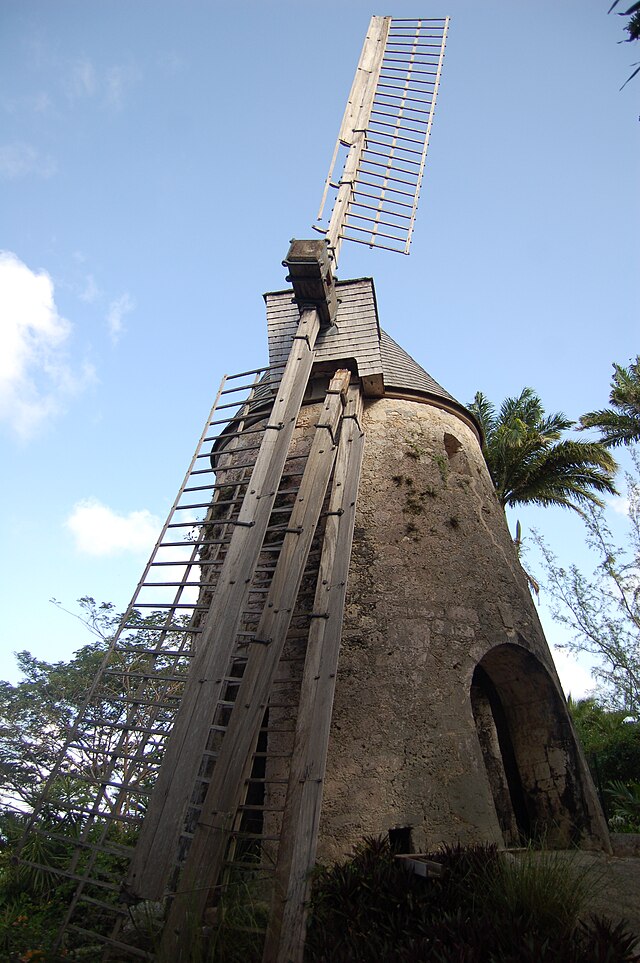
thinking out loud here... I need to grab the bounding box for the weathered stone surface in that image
[316,396,610,861]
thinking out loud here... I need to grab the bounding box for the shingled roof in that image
[379,328,457,404]
[264,277,478,431]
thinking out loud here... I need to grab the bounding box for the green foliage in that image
[0,811,76,960]
[468,388,617,515]
[580,357,640,448]
[570,698,640,788]
[0,598,118,815]
[305,837,637,963]
[0,597,182,821]
[609,2,640,88]
[534,460,640,715]
[0,807,141,960]
[606,780,640,832]
[0,597,188,959]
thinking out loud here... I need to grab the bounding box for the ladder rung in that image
[71,773,153,796]
[138,581,202,587]
[150,559,218,567]
[245,778,289,785]
[106,694,181,710]
[160,538,230,547]
[67,923,151,959]
[87,720,172,737]
[132,603,211,610]
[77,893,129,915]
[119,622,197,633]
[104,670,188,683]
[30,825,134,858]
[210,398,260,412]
[166,521,207,527]
[225,363,284,380]
[228,831,281,841]
[198,427,263,446]
[116,645,196,656]
[17,858,121,891]
[101,749,164,765]
[210,443,262,456]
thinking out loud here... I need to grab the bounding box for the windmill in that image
[16,15,610,963]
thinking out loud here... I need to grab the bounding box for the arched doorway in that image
[471,643,593,848]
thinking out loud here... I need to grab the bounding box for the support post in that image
[264,385,365,963]
[127,308,321,900]
[158,371,352,960]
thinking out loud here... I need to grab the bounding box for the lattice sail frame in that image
[315,16,449,257]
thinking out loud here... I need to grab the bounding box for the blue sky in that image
[1,1,638,696]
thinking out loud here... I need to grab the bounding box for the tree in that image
[569,697,640,784]
[609,1,640,88]
[468,388,617,515]
[0,597,180,821]
[0,598,118,816]
[534,459,640,716]
[569,697,640,830]
[0,598,186,960]
[579,356,640,449]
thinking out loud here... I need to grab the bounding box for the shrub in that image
[305,837,639,962]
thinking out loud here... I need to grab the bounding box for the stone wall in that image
[317,395,610,860]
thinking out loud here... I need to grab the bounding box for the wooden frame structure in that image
[15,16,449,962]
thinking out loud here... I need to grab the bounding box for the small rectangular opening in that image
[388,826,413,853]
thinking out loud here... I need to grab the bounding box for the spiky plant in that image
[468,388,617,515]
[579,357,640,449]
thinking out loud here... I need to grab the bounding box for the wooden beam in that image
[263,386,365,963]
[158,371,352,959]
[126,308,321,901]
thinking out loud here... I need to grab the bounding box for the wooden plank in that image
[263,385,365,963]
[158,371,351,960]
[126,308,321,901]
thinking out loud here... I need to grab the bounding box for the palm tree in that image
[579,357,640,448]
[469,387,617,514]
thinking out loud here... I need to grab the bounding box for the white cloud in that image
[105,64,140,110]
[1,91,52,115]
[66,58,97,100]
[79,274,100,303]
[31,91,52,113]
[62,58,139,111]
[107,292,134,344]
[0,251,95,437]
[550,644,595,701]
[66,498,162,556]
[608,496,630,516]
[0,142,56,180]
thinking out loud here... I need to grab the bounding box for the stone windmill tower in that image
[19,16,609,963]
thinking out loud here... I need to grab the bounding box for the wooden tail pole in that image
[127,307,322,901]
[263,385,365,963]
[159,370,352,960]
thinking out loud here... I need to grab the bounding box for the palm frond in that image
[468,392,496,437]
[473,387,619,516]
[579,357,640,448]
[501,440,618,514]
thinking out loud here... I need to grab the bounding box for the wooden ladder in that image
[156,372,364,962]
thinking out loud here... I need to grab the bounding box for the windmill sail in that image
[315,16,449,257]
